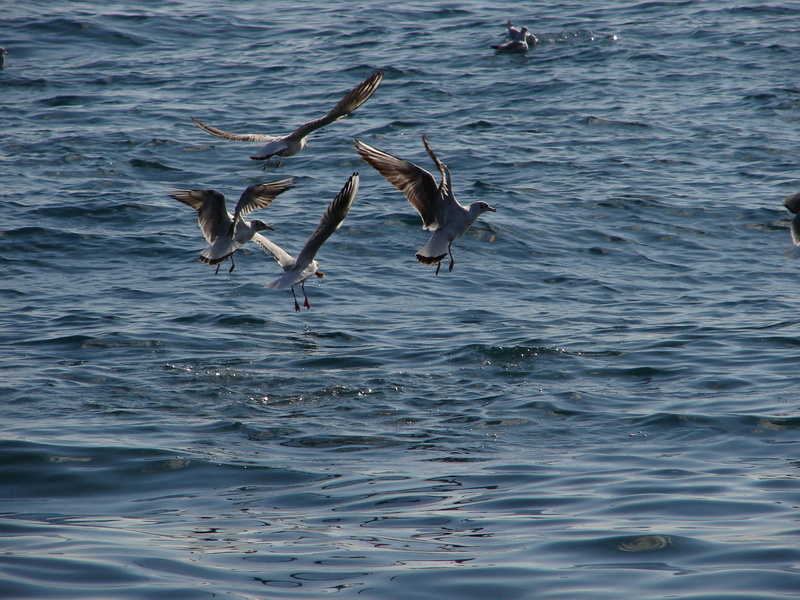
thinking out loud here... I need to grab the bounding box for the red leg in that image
[291,286,301,312]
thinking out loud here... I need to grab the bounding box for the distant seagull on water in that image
[354,136,496,275]
[190,71,384,169]
[492,26,531,54]
[0,48,7,69]
[260,172,359,311]
[170,179,295,273]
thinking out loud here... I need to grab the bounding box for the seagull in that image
[783,191,800,257]
[506,21,538,46]
[0,48,7,69]
[190,71,384,169]
[354,136,496,275]
[492,26,531,53]
[170,179,295,273]
[259,172,359,311]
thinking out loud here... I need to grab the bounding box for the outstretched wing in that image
[354,138,440,230]
[190,116,281,143]
[290,71,384,140]
[169,188,230,243]
[231,178,295,226]
[252,232,295,270]
[421,135,460,222]
[294,172,359,270]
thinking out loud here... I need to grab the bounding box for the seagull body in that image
[259,172,359,310]
[190,71,384,168]
[170,179,295,273]
[354,136,495,275]
[505,21,538,46]
[0,47,7,69]
[493,25,531,53]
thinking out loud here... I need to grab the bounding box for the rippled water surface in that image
[2,1,800,598]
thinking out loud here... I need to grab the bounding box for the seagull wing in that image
[420,135,459,222]
[252,232,295,269]
[190,116,280,143]
[290,71,384,140]
[169,188,231,243]
[231,178,295,226]
[354,138,440,230]
[294,172,359,270]
[791,214,800,247]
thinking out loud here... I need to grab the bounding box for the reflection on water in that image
[618,535,672,552]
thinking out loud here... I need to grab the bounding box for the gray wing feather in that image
[293,172,359,270]
[231,178,295,225]
[170,188,231,243]
[354,138,440,230]
[190,116,280,143]
[291,71,384,140]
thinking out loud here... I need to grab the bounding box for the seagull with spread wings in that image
[354,136,495,275]
[258,172,359,311]
[190,71,384,169]
[492,25,532,54]
[170,179,295,273]
[505,21,538,46]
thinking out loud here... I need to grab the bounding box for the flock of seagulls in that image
[174,69,496,310]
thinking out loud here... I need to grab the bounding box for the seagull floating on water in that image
[505,21,538,46]
[170,179,295,273]
[354,136,496,275]
[0,48,7,69]
[492,25,531,54]
[190,71,384,169]
[259,172,359,311]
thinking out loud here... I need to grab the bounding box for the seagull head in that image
[315,271,325,279]
[474,201,496,215]
[250,219,274,232]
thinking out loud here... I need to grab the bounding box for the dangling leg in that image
[301,281,311,309]
[448,245,455,272]
[228,255,236,273]
[290,286,301,312]
[214,263,221,275]
[260,156,272,171]
[435,261,442,276]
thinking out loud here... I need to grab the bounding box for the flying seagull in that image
[190,71,384,169]
[170,179,295,273]
[354,136,496,275]
[259,172,359,311]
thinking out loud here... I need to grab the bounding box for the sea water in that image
[2,1,800,598]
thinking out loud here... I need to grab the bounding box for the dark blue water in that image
[2,1,800,598]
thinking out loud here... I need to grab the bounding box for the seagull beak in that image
[488,206,497,212]
[264,224,274,230]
